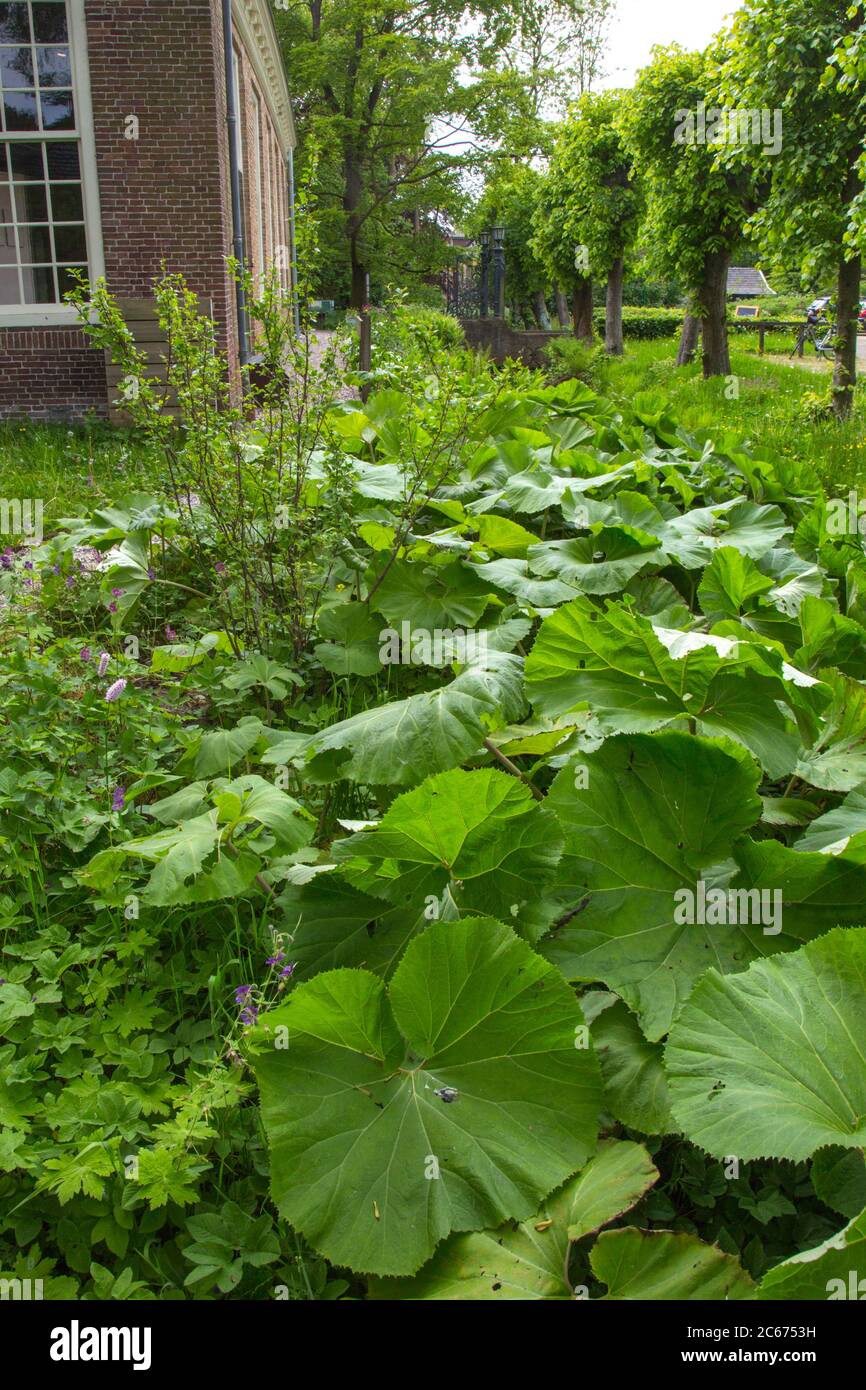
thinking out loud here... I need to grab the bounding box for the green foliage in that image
[3,299,866,1299]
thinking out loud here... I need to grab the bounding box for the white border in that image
[0,0,104,329]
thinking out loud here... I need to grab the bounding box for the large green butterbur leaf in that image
[666,929,866,1161]
[542,731,764,1040]
[525,597,823,778]
[758,1208,866,1300]
[368,1139,658,1299]
[591,1229,754,1300]
[333,767,563,940]
[246,918,601,1276]
[264,650,524,786]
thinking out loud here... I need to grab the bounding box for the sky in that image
[602,0,744,88]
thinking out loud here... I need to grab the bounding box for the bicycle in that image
[790,311,836,359]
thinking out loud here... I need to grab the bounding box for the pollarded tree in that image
[531,161,594,341]
[719,0,865,418]
[620,44,760,377]
[549,90,642,354]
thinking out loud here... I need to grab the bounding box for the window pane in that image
[56,261,83,296]
[39,87,72,128]
[31,3,66,44]
[0,184,14,260]
[17,220,50,259]
[21,261,54,301]
[9,140,42,177]
[0,264,20,301]
[0,4,31,44]
[52,219,82,259]
[0,146,8,179]
[48,179,79,218]
[45,138,76,177]
[1,44,33,87]
[12,180,47,220]
[36,44,70,86]
[4,89,38,129]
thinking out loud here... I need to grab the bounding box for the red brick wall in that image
[0,330,108,421]
[86,0,238,365]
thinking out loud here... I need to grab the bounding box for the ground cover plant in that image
[1,287,866,1301]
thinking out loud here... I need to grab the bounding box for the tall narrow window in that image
[0,0,94,311]
[251,87,264,287]
[232,46,245,245]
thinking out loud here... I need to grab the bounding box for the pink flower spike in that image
[97,651,110,676]
[104,678,127,703]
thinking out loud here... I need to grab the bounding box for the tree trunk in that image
[572,277,594,342]
[532,289,551,330]
[554,286,570,328]
[697,250,731,378]
[676,311,701,365]
[605,256,625,355]
[832,251,861,421]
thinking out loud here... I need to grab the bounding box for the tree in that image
[719,0,865,418]
[490,0,616,121]
[546,90,641,353]
[620,44,759,377]
[274,0,487,307]
[472,166,553,326]
[531,163,594,341]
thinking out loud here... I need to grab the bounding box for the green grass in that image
[601,338,866,494]
[0,419,163,525]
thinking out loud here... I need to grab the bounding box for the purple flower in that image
[147,568,156,581]
[80,646,91,662]
[52,564,61,575]
[23,560,33,571]
[104,678,127,703]
[234,984,253,1004]
[97,651,110,676]
[266,951,286,967]
[111,587,123,598]
[240,1006,259,1027]
[214,561,226,575]
[165,625,178,642]
[108,601,118,614]
[0,548,13,570]
[279,962,296,980]
[66,575,75,589]
[112,786,126,812]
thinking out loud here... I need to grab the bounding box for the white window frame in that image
[0,0,104,328]
[251,86,265,286]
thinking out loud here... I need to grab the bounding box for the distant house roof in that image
[727,267,775,297]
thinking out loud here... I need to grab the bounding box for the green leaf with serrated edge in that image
[526,528,665,596]
[796,784,866,855]
[541,732,763,1040]
[245,917,601,1277]
[333,768,562,941]
[796,670,866,792]
[464,556,579,609]
[314,604,383,676]
[665,929,866,1162]
[758,1208,866,1301]
[525,597,822,779]
[277,873,421,980]
[697,546,775,623]
[730,838,866,937]
[591,1228,755,1300]
[367,1140,657,1300]
[275,650,524,786]
[590,997,675,1135]
[190,719,263,777]
[811,1148,866,1219]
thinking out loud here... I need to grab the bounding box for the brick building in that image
[0,0,296,420]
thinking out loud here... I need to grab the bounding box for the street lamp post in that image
[492,224,506,319]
